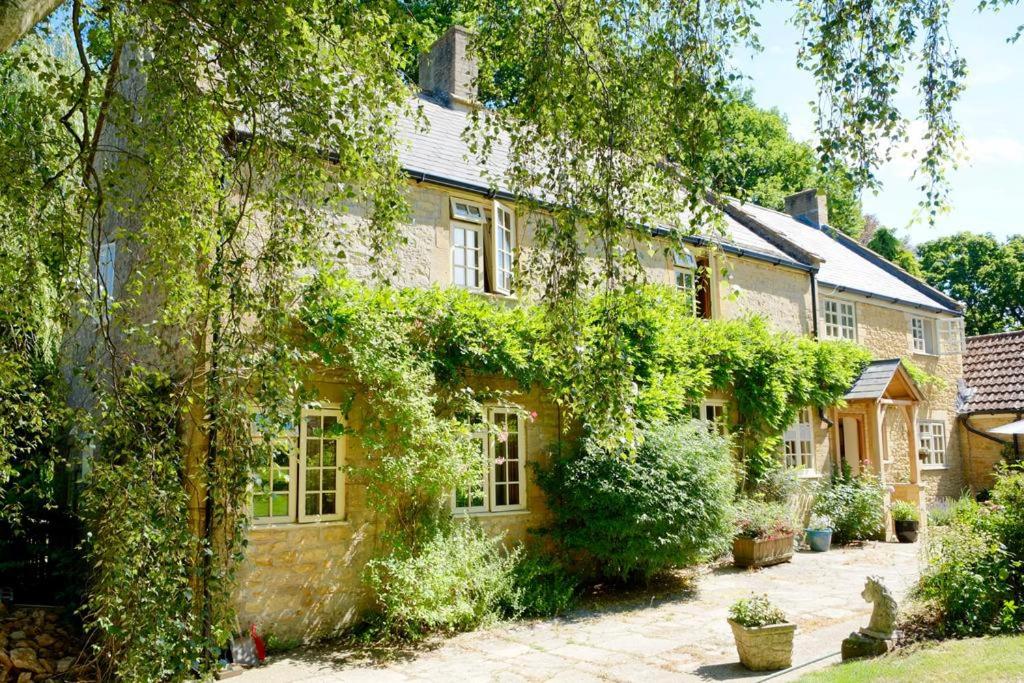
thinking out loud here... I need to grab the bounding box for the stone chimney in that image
[784,189,828,227]
[418,25,479,111]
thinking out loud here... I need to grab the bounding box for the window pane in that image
[322,440,337,466]
[323,415,338,435]
[321,493,336,516]
[271,494,289,516]
[253,495,270,517]
[307,469,321,492]
[272,468,289,492]
[508,483,520,506]
[453,227,464,246]
[323,468,336,491]
[306,414,321,436]
[306,438,321,466]
[306,494,319,516]
[495,485,507,507]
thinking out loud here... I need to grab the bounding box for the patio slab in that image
[238,541,920,682]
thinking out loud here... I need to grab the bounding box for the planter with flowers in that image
[733,500,795,568]
[891,500,920,543]
[728,594,796,671]
[804,515,833,552]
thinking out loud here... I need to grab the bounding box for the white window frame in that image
[910,316,937,355]
[450,197,486,224]
[673,252,698,316]
[937,318,966,355]
[782,407,815,472]
[491,200,515,296]
[918,420,948,469]
[453,407,527,514]
[452,429,489,513]
[451,221,485,291]
[823,298,856,341]
[98,241,116,303]
[700,400,729,436]
[250,422,298,525]
[297,406,345,523]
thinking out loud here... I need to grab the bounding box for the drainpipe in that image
[810,272,820,339]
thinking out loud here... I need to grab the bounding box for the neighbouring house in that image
[230,27,969,640]
[958,330,1024,491]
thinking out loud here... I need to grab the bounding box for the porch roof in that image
[844,359,924,402]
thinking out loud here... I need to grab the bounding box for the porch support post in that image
[906,403,920,486]
[874,400,887,484]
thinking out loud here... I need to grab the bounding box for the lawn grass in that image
[799,635,1024,682]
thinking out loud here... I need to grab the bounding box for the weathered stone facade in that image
[236,179,967,640]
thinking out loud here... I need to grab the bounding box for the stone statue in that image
[841,576,898,661]
[859,576,897,640]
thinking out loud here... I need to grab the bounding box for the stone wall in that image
[959,413,1020,492]
[234,376,561,642]
[837,295,965,502]
[721,257,812,336]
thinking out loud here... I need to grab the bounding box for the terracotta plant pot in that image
[728,619,797,671]
[894,520,919,543]
[733,534,794,568]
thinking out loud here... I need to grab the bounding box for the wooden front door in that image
[838,414,865,476]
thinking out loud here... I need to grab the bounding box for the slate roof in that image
[397,94,961,315]
[961,331,1024,413]
[845,359,903,400]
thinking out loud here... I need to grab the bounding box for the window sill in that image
[920,464,948,471]
[249,519,350,531]
[453,509,530,519]
[910,350,939,358]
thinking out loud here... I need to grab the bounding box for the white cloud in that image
[964,135,1024,165]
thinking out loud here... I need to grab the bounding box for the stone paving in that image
[239,542,920,682]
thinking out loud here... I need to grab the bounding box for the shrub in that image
[806,514,832,531]
[811,472,885,544]
[916,521,1014,637]
[927,494,981,527]
[500,551,579,618]
[890,500,919,522]
[729,595,787,627]
[734,499,795,540]
[537,420,736,582]
[365,522,519,640]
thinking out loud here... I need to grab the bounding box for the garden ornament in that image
[859,575,897,640]
[841,576,897,661]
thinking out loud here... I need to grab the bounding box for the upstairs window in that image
[918,420,947,469]
[453,408,526,514]
[782,407,814,471]
[910,316,937,354]
[823,298,856,340]
[695,257,713,320]
[450,197,516,296]
[937,318,966,355]
[674,251,697,315]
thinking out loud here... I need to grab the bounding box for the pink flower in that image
[497,429,509,443]
[530,411,538,421]
[494,457,506,465]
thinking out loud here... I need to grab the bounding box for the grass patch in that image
[799,635,1024,682]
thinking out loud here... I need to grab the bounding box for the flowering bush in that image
[811,472,885,544]
[806,514,832,531]
[729,595,787,627]
[734,499,795,540]
[891,500,920,523]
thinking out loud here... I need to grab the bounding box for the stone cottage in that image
[231,27,969,640]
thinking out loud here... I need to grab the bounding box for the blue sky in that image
[736,2,1024,246]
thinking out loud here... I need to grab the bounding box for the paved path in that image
[240,542,920,682]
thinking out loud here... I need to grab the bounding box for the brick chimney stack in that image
[418,26,479,111]
[784,189,829,227]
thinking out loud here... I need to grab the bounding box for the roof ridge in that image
[968,329,1024,341]
[811,222,963,314]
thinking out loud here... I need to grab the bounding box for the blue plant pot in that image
[805,528,832,552]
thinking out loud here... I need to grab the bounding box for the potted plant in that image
[804,515,833,552]
[891,500,920,543]
[728,594,796,671]
[733,500,795,568]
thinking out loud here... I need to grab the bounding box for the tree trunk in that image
[0,0,64,52]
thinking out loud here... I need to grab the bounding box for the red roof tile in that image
[962,330,1024,413]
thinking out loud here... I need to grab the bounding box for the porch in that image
[831,359,927,537]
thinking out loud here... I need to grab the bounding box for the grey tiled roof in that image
[399,95,962,314]
[845,359,903,400]
[399,95,798,265]
[961,331,1024,413]
[731,203,960,314]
